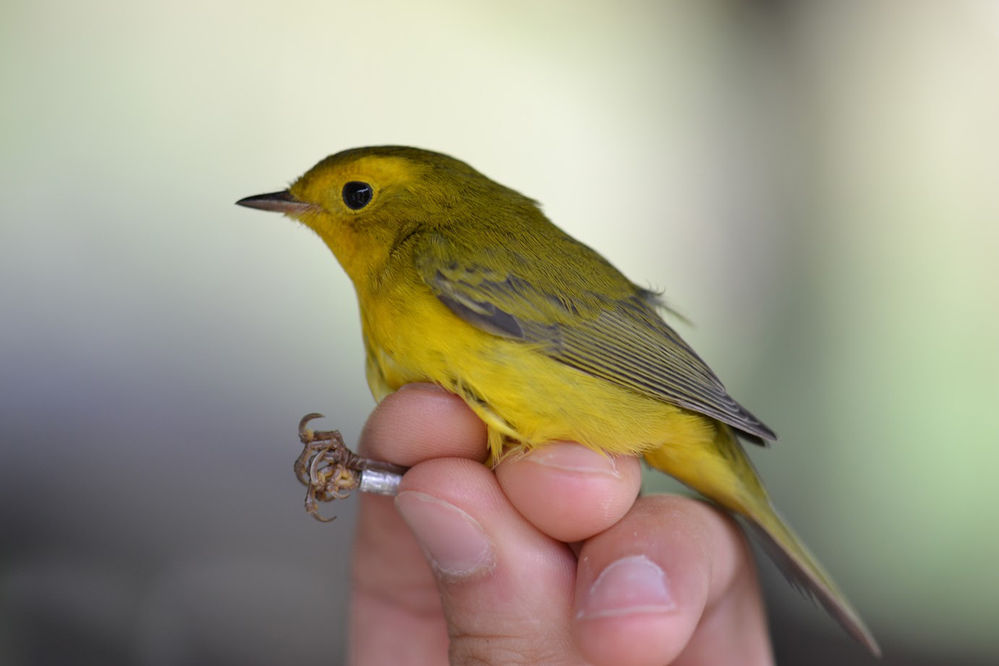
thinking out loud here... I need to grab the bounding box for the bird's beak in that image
[235,190,314,215]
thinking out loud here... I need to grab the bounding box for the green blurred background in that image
[2,1,997,664]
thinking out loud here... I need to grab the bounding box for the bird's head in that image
[237,146,533,286]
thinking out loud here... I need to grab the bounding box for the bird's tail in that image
[643,423,880,657]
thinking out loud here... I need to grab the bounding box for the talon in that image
[299,412,326,443]
[304,489,337,522]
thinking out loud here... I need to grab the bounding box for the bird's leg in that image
[295,412,409,522]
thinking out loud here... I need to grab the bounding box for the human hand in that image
[348,383,774,665]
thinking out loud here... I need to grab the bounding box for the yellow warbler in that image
[237,146,878,656]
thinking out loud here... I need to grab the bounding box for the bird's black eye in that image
[342,181,373,210]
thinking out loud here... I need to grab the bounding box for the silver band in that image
[359,468,405,496]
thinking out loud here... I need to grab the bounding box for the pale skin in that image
[349,383,775,665]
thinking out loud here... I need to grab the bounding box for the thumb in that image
[349,384,488,664]
[395,457,582,664]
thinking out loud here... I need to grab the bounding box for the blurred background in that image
[2,1,997,664]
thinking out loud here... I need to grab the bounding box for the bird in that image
[237,145,879,656]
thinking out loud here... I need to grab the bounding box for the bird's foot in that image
[295,412,408,522]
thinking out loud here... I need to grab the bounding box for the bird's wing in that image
[413,233,775,443]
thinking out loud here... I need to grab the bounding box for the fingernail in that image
[578,555,674,619]
[526,442,620,477]
[395,491,494,578]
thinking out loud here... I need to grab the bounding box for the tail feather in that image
[742,506,881,657]
[643,423,880,657]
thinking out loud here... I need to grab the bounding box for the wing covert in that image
[416,235,776,443]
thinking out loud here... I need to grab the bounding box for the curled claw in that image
[292,412,407,522]
[298,412,326,443]
[304,490,337,523]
